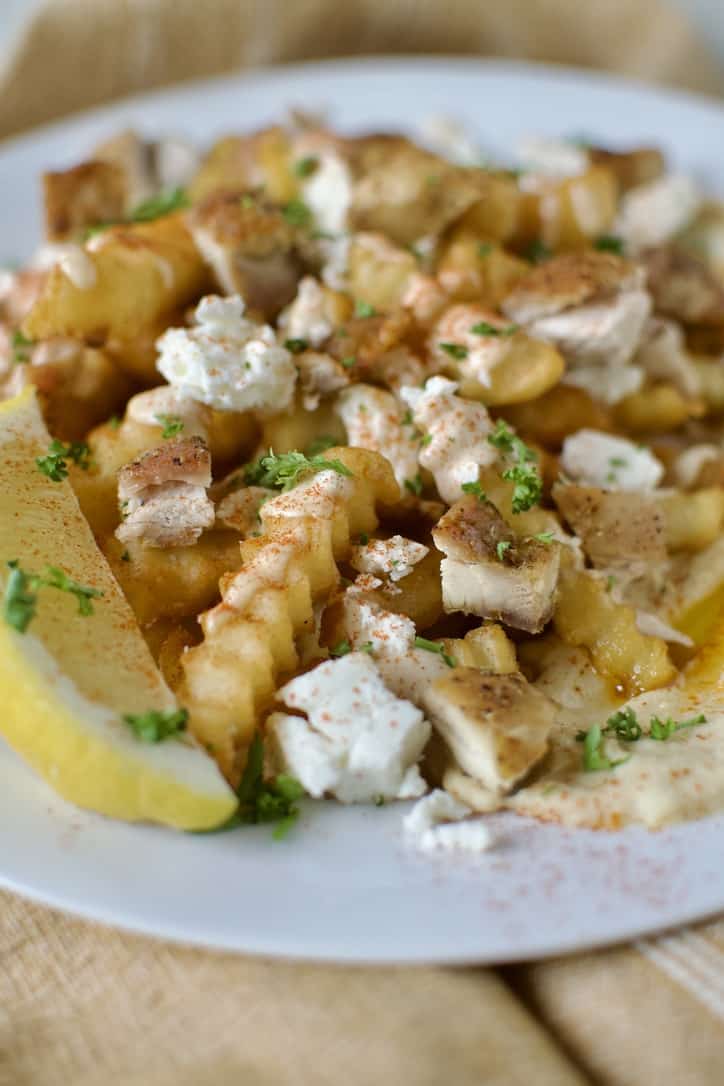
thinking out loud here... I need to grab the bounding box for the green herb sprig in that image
[36,439,92,482]
[123,708,189,743]
[244,449,353,492]
[2,560,103,632]
[414,636,456,668]
[487,419,542,513]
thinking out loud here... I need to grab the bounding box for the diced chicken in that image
[349,535,429,583]
[634,317,701,397]
[187,192,300,317]
[560,429,664,491]
[553,483,667,571]
[502,251,642,325]
[613,174,701,252]
[215,485,274,535]
[586,145,665,192]
[642,246,724,326]
[296,350,350,410]
[43,160,127,241]
[432,495,561,633]
[94,129,200,208]
[116,436,214,548]
[400,376,496,504]
[422,668,555,794]
[335,384,420,493]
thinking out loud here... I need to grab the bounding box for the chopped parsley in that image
[649,713,707,741]
[581,723,631,772]
[530,530,555,544]
[525,239,552,264]
[129,187,189,223]
[244,449,353,492]
[340,355,356,369]
[576,708,708,770]
[358,532,369,545]
[293,156,319,178]
[284,337,308,354]
[414,636,456,668]
[496,540,512,562]
[282,199,312,227]
[305,435,338,456]
[606,575,617,593]
[360,641,375,655]
[608,456,628,468]
[354,300,377,319]
[438,341,468,360]
[478,242,494,258]
[595,235,625,255]
[121,550,131,562]
[461,480,487,502]
[36,439,92,482]
[2,560,103,632]
[488,420,542,514]
[155,414,184,439]
[404,473,423,497]
[108,414,122,430]
[330,640,352,657]
[470,321,518,337]
[11,329,33,365]
[122,707,188,743]
[420,433,432,447]
[402,409,414,426]
[240,194,256,209]
[235,734,304,839]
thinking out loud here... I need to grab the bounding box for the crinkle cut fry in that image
[179,447,400,782]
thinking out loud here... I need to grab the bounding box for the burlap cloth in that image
[1,3,724,1084]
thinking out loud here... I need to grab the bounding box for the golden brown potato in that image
[259,397,346,455]
[455,171,522,243]
[513,165,618,251]
[189,127,297,204]
[504,384,614,449]
[614,383,703,433]
[436,229,528,305]
[658,488,724,551]
[24,213,210,344]
[371,546,444,631]
[43,160,127,241]
[587,145,665,192]
[347,233,418,312]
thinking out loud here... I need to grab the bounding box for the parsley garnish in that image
[402,409,414,426]
[606,575,617,593]
[608,456,627,468]
[122,707,188,743]
[470,321,518,337]
[129,187,189,223]
[420,433,432,447]
[11,329,33,364]
[530,531,555,544]
[2,560,103,632]
[236,734,305,839]
[108,414,121,430]
[121,550,131,562]
[461,480,487,502]
[581,723,631,773]
[293,156,319,178]
[595,235,625,255]
[305,435,338,456]
[496,540,513,561]
[649,713,707,741]
[284,337,308,354]
[340,355,356,369]
[438,341,468,359]
[282,199,312,227]
[404,474,423,496]
[354,300,377,319]
[244,449,353,492]
[358,532,369,545]
[240,194,256,209]
[36,439,92,482]
[414,636,456,668]
[487,420,542,514]
[330,640,352,657]
[360,641,375,654]
[155,414,184,439]
[478,242,494,258]
[525,239,552,264]
[576,708,707,768]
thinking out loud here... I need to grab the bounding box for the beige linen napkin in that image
[1,3,724,1085]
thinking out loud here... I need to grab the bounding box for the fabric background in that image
[1,2,724,1084]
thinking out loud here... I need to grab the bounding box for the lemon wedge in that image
[0,388,236,830]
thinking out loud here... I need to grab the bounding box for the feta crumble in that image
[335,384,420,492]
[614,174,701,252]
[403,789,494,854]
[350,536,429,583]
[561,429,664,491]
[278,276,334,347]
[156,294,297,413]
[268,652,431,803]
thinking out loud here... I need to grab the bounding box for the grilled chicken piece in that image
[422,668,555,795]
[432,495,561,633]
[187,191,301,317]
[94,129,199,208]
[586,145,665,192]
[296,350,350,409]
[116,436,214,548]
[502,251,651,371]
[553,483,667,571]
[634,317,701,397]
[43,160,127,241]
[642,246,724,327]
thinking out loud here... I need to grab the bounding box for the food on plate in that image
[1,115,723,840]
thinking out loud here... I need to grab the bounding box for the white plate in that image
[2,58,724,963]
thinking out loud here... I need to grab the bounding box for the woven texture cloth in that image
[1,3,724,1084]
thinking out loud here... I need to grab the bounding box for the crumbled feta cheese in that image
[563,363,644,405]
[301,149,353,235]
[403,789,494,854]
[674,443,720,489]
[419,115,483,166]
[278,276,333,347]
[635,610,694,647]
[155,136,200,189]
[614,174,701,252]
[269,652,430,802]
[126,385,210,439]
[517,136,589,179]
[400,376,496,504]
[156,294,296,413]
[530,288,652,376]
[350,536,429,583]
[335,384,420,492]
[561,429,664,491]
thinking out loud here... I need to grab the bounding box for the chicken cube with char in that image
[432,495,561,634]
[116,435,215,548]
[422,668,555,795]
[641,246,724,327]
[552,483,667,573]
[187,191,301,318]
[43,160,127,241]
